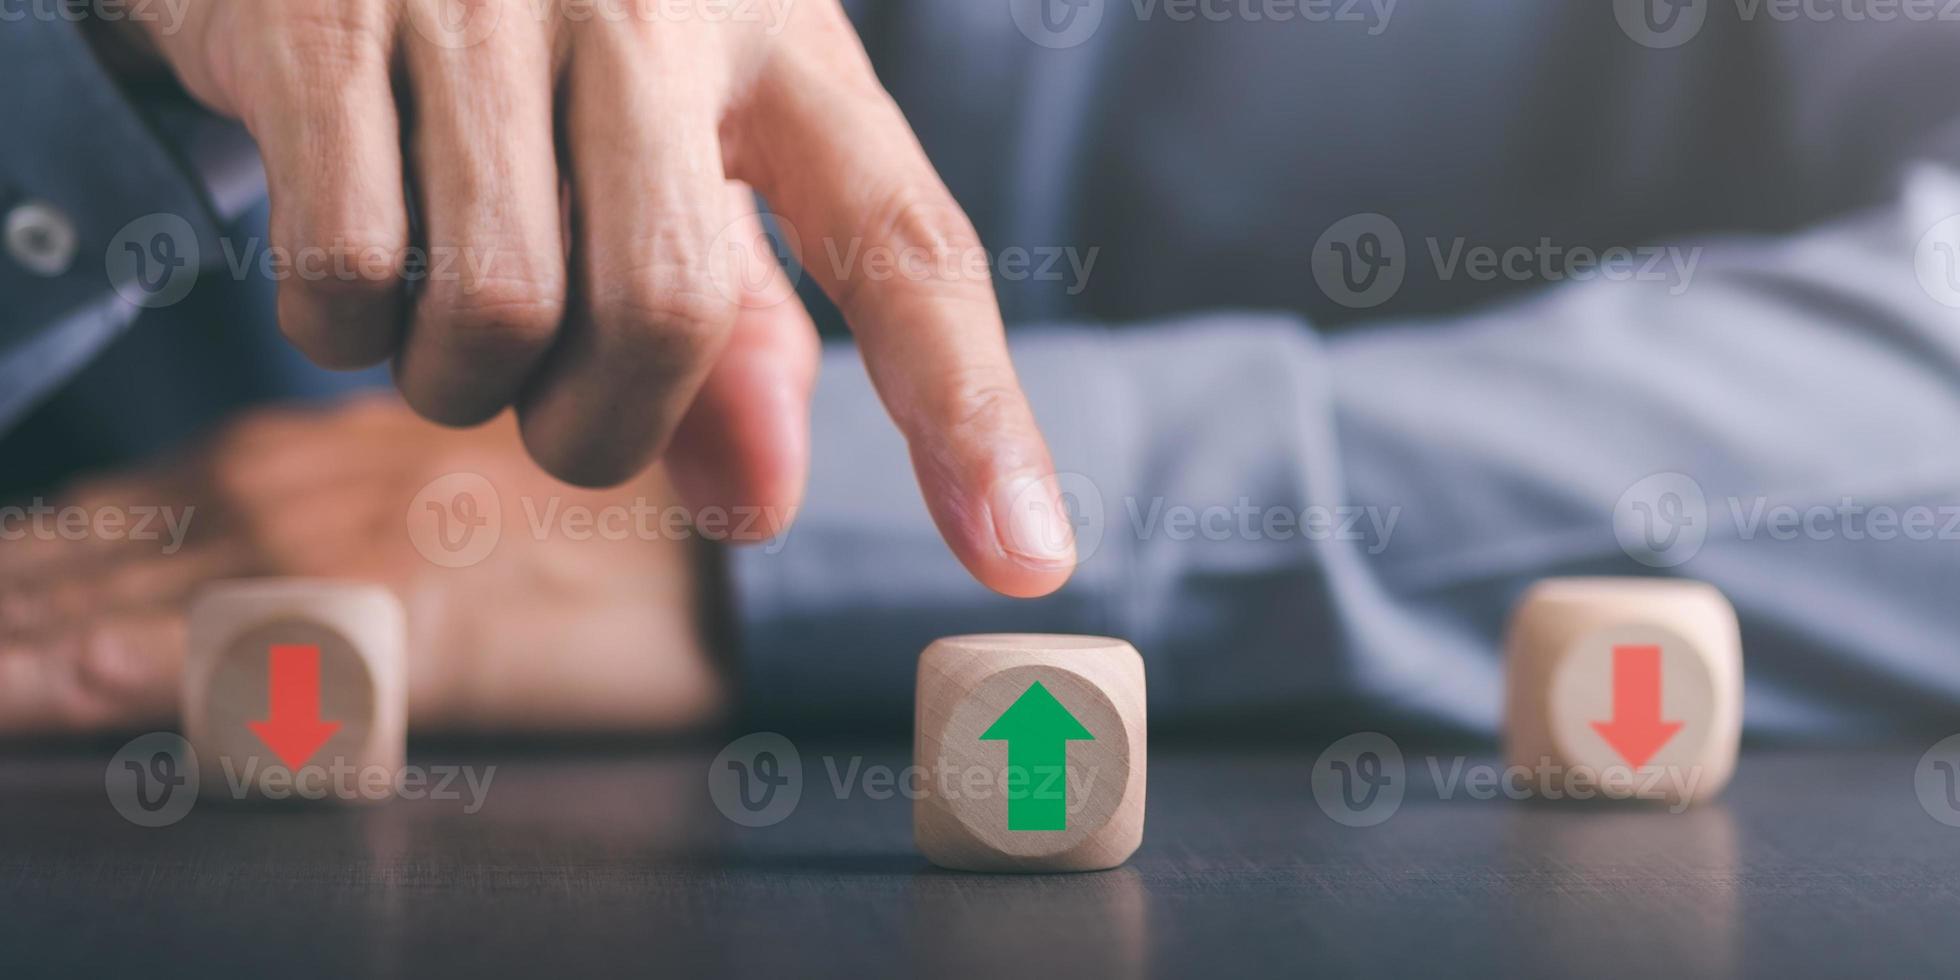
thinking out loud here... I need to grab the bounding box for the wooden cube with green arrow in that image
[1503,578,1743,807]
[914,634,1146,872]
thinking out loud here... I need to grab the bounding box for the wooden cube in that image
[183,580,406,804]
[1504,577,1742,806]
[914,634,1146,872]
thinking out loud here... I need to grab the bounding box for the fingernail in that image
[991,473,1077,570]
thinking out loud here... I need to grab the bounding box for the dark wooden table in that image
[2,741,1955,978]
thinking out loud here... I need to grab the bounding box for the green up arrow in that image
[979,681,1095,831]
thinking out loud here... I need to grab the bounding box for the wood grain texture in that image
[183,580,406,803]
[4,745,1959,979]
[1504,578,1743,806]
[915,634,1146,872]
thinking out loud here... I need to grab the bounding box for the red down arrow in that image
[1590,644,1683,768]
[247,644,341,768]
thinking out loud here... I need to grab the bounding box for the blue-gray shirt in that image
[5,3,1959,736]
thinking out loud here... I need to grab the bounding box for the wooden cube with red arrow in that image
[183,580,407,804]
[1503,577,1743,807]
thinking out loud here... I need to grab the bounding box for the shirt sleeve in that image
[729,164,1960,739]
[0,18,259,433]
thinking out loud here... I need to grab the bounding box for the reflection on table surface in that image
[0,744,1952,979]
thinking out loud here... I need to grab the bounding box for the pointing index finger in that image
[737,49,1076,597]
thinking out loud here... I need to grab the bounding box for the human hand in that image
[0,395,725,736]
[114,0,1077,597]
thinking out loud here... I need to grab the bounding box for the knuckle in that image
[916,367,1029,442]
[422,276,566,364]
[517,420,645,491]
[834,179,989,316]
[273,222,407,307]
[592,280,737,371]
[236,18,388,123]
[292,255,402,304]
[864,180,983,261]
[272,231,405,366]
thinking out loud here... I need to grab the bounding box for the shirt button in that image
[5,199,79,277]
